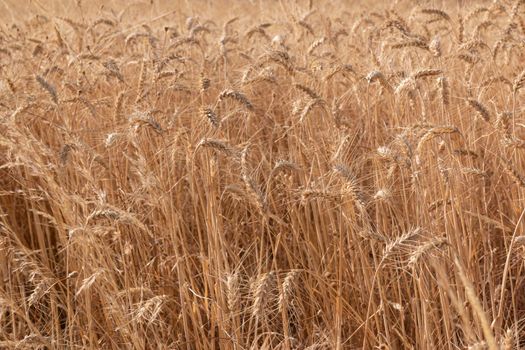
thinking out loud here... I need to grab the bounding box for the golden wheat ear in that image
[2,1,525,348]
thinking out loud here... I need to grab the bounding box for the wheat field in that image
[1,0,525,348]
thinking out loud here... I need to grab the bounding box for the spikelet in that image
[251,272,276,319]
[437,157,450,184]
[384,20,411,37]
[77,96,97,117]
[429,36,441,57]
[35,75,58,104]
[189,25,210,38]
[407,237,448,268]
[5,78,16,93]
[495,111,511,134]
[196,139,234,157]
[502,136,525,149]
[502,159,525,188]
[454,149,479,158]
[458,15,464,43]
[243,70,277,86]
[103,59,124,82]
[201,107,219,128]
[501,328,514,350]
[474,21,494,37]
[77,53,100,61]
[395,77,416,96]
[245,24,271,41]
[300,187,340,204]
[293,83,320,99]
[412,69,442,80]
[332,28,349,44]
[391,40,429,51]
[168,36,200,50]
[299,98,326,123]
[75,269,105,298]
[333,164,366,209]
[307,37,326,55]
[437,77,449,107]
[200,74,211,92]
[465,7,488,23]
[105,133,120,147]
[513,69,525,93]
[59,144,73,165]
[219,89,254,110]
[125,32,150,46]
[428,199,451,212]
[373,188,392,201]
[225,273,240,313]
[456,53,478,65]
[159,68,179,80]
[113,92,124,120]
[421,8,451,21]
[383,227,421,260]
[466,99,491,122]
[417,126,459,153]
[136,60,147,103]
[145,118,163,134]
[481,76,512,90]
[241,146,267,213]
[366,70,393,93]
[459,39,489,52]
[324,64,354,81]
[430,125,459,135]
[56,16,86,30]
[278,270,298,314]
[297,20,314,35]
[89,18,115,30]
[3,103,31,123]
[54,25,65,49]
[223,184,246,202]
[376,146,395,160]
[263,50,295,75]
[223,16,239,34]
[271,160,300,177]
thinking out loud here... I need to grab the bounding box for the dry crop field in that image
[2,0,525,348]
